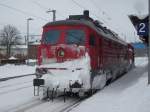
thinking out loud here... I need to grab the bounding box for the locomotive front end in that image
[34,24,92,99]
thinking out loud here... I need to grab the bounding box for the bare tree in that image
[0,25,21,57]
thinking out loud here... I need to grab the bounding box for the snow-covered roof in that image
[12,45,27,49]
[29,41,40,45]
[29,35,41,44]
[9,56,17,60]
[0,45,27,49]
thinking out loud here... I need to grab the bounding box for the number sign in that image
[137,22,148,36]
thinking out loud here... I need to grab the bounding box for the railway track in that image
[20,97,83,112]
[8,98,44,112]
[0,75,34,95]
[0,85,32,95]
[0,70,127,112]
[0,75,36,112]
[0,80,32,89]
[0,73,35,82]
[0,74,83,112]
[59,99,83,112]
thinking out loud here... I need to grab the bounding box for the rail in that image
[0,73,35,82]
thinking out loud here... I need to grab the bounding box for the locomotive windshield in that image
[65,29,85,45]
[42,29,85,45]
[42,30,61,44]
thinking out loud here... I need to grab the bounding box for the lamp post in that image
[26,18,33,63]
[148,16,150,84]
[46,9,56,22]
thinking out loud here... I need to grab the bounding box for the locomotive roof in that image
[44,20,127,46]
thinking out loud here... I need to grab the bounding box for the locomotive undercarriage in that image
[34,80,89,101]
[33,73,107,100]
[33,69,108,100]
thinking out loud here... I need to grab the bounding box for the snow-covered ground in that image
[0,76,37,112]
[0,64,36,78]
[0,57,149,112]
[71,57,149,112]
[0,75,80,112]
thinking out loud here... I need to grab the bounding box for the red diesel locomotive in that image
[34,11,134,98]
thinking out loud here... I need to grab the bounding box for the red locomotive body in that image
[34,11,134,98]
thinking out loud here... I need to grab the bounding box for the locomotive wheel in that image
[106,72,113,85]
[99,73,107,89]
[86,88,96,97]
[91,72,107,91]
[39,87,48,100]
[79,91,85,98]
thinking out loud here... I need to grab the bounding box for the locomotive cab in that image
[38,26,87,65]
[35,23,92,98]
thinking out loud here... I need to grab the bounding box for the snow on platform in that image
[0,64,36,78]
[71,57,149,112]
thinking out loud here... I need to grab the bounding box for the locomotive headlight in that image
[58,50,65,57]
[35,68,47,78]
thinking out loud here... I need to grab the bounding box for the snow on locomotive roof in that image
[44,20,127,46]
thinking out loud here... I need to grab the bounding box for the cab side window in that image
[89,35,95,46]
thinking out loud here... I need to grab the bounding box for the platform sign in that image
[137,22,149,36]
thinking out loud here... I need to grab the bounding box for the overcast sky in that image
[0,0,148,42]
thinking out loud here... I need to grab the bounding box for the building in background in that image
[0,36,40,60]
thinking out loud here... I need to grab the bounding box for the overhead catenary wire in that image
[86,0,117,30]
[88,0,111,23]
[70,0,102,21]
[71,0,86,10]
[0,3,48,22]
[70,0,113,28]
[31,0,66,19]
[70,0,126,40]
[70,0,113,29]
[32,0,48,11]
[88,0,132,40]
[89,0,112,21]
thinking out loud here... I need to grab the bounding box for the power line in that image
[71,0,86,10]
[70,0,111,26]
[87,0,110,25]
[70,0,101,20]
[31,1,66,19]
[88,0,128,37]
[70,0,122,37]
[32,1,47,10]
[89,0,111,21]
[0,3,48,21]
[83,0,121,35]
